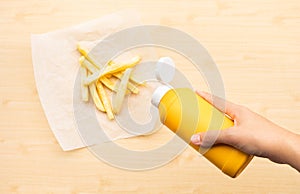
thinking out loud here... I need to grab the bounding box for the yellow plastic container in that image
[152,86,253,178]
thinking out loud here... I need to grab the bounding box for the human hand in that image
[190,91,300,172]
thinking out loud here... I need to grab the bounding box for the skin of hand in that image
[190,91,300,172]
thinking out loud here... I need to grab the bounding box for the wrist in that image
[284,131,300,171]
[263,127,296,166]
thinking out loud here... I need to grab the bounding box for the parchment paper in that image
[31,11,151,151]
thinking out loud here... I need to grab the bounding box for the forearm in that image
[282,131,300,172]
[248,124,300,172]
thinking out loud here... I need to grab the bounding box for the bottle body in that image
[154,87,253,178]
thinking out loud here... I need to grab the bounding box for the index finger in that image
[196,90,240,119]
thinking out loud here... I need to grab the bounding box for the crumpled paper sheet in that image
[31,11,150,151]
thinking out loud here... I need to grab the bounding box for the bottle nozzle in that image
[151,86,172,108]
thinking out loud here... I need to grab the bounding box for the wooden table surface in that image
[1,0,300,193]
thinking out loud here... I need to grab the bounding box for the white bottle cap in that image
[155,57,175,83]
[151,85,172,108]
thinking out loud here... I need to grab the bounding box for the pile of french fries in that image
[77,43,143,120]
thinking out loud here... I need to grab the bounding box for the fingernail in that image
[191,134,201,145]
[195,90,201,95]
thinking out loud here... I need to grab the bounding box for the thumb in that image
[190,128,232,148]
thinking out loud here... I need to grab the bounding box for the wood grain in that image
[0,0,300,193]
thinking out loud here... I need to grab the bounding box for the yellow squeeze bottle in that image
[151,86,253,178]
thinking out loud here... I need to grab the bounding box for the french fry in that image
[100,76,131,95]
[80,66,89,102]
[96,81,114,120]
[112,73,139,94]
[100,77,117,92]
[114,72,145,86]
[106,74,112,78]
[77,41,144,119]
[112,68,132,114]
[126,82,139,94]
[77,43,102,69]
[84,56,141,85]
[89,83,105,112]
[129,75,146,86]
[79,56,99,73]
[84,69,104,85]
[100,77,131,95]
[102,56,141,77]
